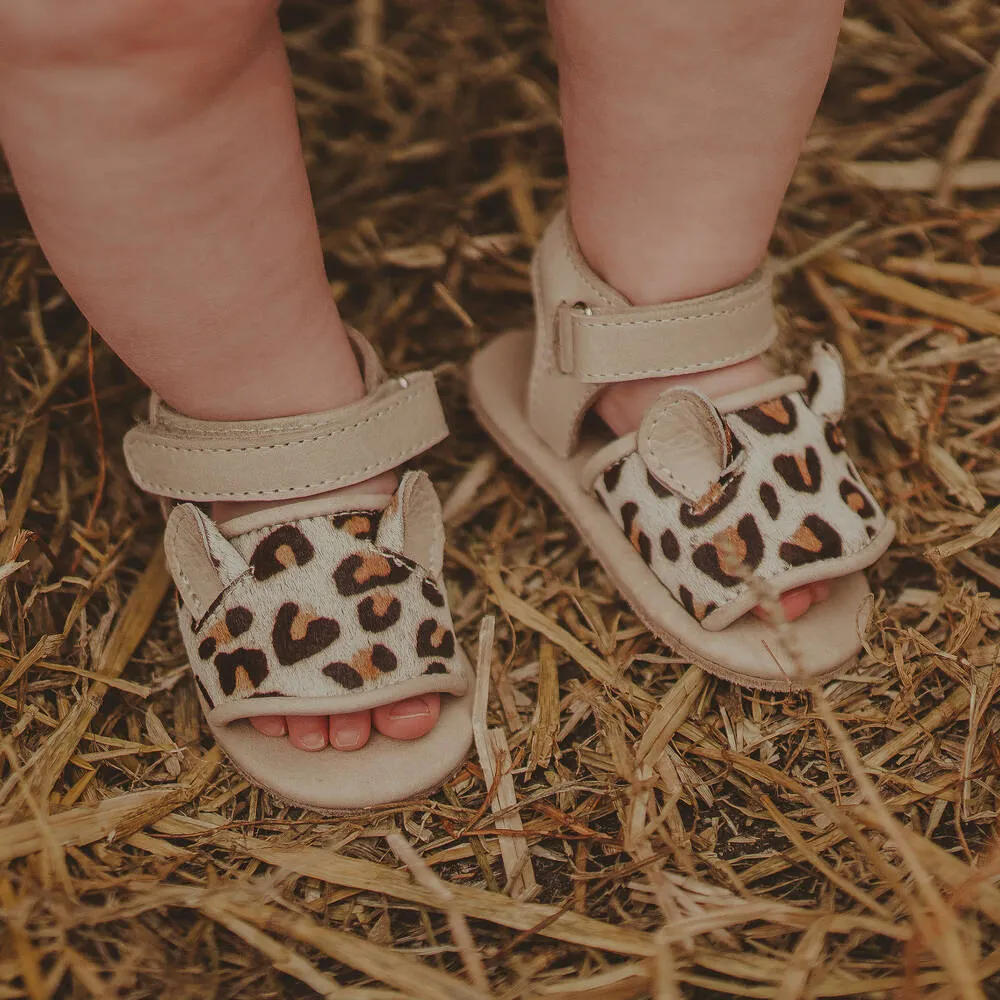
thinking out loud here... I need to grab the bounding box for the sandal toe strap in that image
[171,479,468,721]
[593,383,893,631]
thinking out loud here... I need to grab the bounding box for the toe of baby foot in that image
[328,710,372,751]
[287,715,329,751]
[373,694,440,741]
[754,580,831,624]
[250,715,287,737]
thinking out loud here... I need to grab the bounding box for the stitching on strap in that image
[132,381,433,457]
[131,435,443,500]
[127,373,447,500]
[573,296,766,332]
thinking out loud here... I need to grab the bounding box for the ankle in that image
[596,357,774,437]
[568,204,768,307]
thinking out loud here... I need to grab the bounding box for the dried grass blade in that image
[241,902,491,1000]
[470,618,537,896]
[844,158,1000,192]
[386,832,490,993]
[862,686,970,768]
[18,544,170,806]
[0,419,48,564]
[155,815,661,957]
[527,640,559,773]
[811,689,985,1000]
[938,47,1000,203]
[773,914,834,1000]
[760,795,893,919]
[821,255,1000,336]
[636,667,706,766]
[884,256,1000,286]
[0,878,46,1000]
[0,766,218,864]
[483,565,655,709]
[200,899,358,999]
[926,503,1000,561]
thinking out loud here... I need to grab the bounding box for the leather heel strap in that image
[555,267,777,383]
[124,370,449,502]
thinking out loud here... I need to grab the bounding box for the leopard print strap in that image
[166,471,468,723]
[593,344,893,632]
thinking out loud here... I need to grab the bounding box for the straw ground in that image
[2,1,1000,997]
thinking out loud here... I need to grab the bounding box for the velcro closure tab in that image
[556,267,777,383]
[124,371,448,502]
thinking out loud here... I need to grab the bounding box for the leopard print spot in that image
[331,511,380,541]
[225,606,253,638]
[602,461,623,493]
[779,515,843,566]
[214,648,269,697]
[736,396,798,435]
[416,619,456,659]
[334,552,412,596]
[645,470,670,499]
[371,644,398,673]
[251,525,314,581]
[773,446,822,494]
[271,602,340,665]
[357,591,402,633]
[679,473,743,529]
[198,636,217,660]
[660,529,680,562]
[323,661,364,690]
[347,644,399,681]
[620,501,652,564]
[804,370,820,407]
[825,421,847,454]
[195,676,215,710]
[425,662,448,675]
[422,578,445,608]
[692,514,764,587]
[678,585,717,622]
[759,482,781,520]
[839,478,875,519]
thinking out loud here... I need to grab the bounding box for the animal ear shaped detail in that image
[805,342,846,422]
[638,388,732,504]
[164,504,250,621]
[374,470,445,578]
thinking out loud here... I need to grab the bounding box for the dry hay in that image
[2,1,1000,997]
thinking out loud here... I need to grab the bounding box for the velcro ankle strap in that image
[124,371,449,502]
[555,268,777,383]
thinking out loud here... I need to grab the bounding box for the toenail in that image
[813,580,831,601]
[255,717,287,737]
[387,697,431,721]
[332,726,364,750]
[298,731,326,751]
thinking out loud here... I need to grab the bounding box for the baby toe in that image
[328,710,372,752]
[286,715,329,751]
[373,694,440,741]
[250,715,287,737]
[753,583,816,624]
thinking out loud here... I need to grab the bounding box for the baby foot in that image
[212,474,441,753]
[250,696,441,751]
[595,357,833,623]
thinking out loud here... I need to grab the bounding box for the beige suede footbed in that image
[197,649,475,814]
[470,330,892,691]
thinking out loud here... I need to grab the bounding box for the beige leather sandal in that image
[124,332,473,811]
[469,209,894,689]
